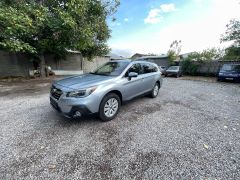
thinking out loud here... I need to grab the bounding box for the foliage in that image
[0,2,47,54]
[221,19,240,60]
[167,40,182,65]
[223,45,240,60]
[0,0,119,60]
[181,48,224,75]
[185,48,224,62]
[181,57,199,75]
[221,19,240,45]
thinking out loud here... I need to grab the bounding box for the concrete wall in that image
[196,60,240,75]
[180,60,240,76]
[83,56,110,73]
[45,54,82,71]
[0,51,32,77]
[0,50,110,77]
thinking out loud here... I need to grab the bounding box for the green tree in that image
[224,45,240,60]
[181,57,199,75]
[184,48,224,62]
[221,19,240,45]
[200,48,224,61]
[0,0,119,76]
[221,19,240,60]
[167,40,182,65]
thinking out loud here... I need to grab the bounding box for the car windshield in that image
[168,66,179,70]
[92,61,130,76]
[221,64,240,71]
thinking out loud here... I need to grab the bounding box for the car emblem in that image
[52,88,57,92]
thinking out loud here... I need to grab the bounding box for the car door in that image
[121,63,144,100]
[141,63,157,92]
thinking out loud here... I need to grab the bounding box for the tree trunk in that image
[40,55,46,77]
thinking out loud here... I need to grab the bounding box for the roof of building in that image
[131,53,147,57]
[137,55,168,59]
[111,59,159,65]
[108,53,126,60]
[111,59,131,62]
[66,49,81,54]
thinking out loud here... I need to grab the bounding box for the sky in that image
[107,0,240,57]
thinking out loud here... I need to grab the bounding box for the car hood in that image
[55,74,115,90]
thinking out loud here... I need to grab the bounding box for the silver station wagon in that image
[50,60,163,121]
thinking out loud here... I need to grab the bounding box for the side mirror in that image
[128,72,138,80]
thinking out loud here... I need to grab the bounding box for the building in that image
[131,53,148,60]
[136,55,170,67]
[108,53,126,60]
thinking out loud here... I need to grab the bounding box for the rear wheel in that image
[99,93,121,121]
[150,83,160,98]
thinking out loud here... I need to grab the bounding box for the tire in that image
[150,83,160,98]
[165,74,168,77]
[176,74,179,78]
[99,93,121,121]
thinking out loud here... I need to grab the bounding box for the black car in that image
[165,66,182,78]
[158,66,166,75]
[217,64,240,82]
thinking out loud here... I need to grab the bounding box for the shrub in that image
[181,58,199,75]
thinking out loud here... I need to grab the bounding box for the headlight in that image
[67,86,97,98]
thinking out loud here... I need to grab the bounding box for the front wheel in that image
[150,83,160,98]
[99,93,121,121]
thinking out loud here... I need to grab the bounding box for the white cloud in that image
[144,9,162,24]
[144,3,176,24]
[160,3,176,13]
[111,0,240,55]
[124,18,129,22]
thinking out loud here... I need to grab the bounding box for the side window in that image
[142,63,157,74]
[126,63,142,76]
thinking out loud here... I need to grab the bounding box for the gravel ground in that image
[0,77,240,179]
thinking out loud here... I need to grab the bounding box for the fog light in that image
[73,111,81,118]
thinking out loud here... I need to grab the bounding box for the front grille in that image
[51,86,63,100]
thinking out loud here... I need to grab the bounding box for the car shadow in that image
[46,108,101,127]
[47,95,153,126]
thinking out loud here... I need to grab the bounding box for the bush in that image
[181,58,199,75]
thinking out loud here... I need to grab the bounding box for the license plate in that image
[226,78,233,80]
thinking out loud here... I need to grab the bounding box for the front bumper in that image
[50,97,92,118]
[218,75,240,82]
[166,71,178,76]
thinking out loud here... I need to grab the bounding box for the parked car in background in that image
[158,66,167,75]
[165,66,182,78]
[217,64,240,82]
[50,60,163,121]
